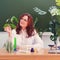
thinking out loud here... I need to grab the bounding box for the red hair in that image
[16,13,34,37]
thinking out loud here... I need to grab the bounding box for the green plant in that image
[3,16,18,52]
[55,0,60,36]
[3,16,18,29]
[55,0,60,6]
[49,20,58,44]
[48,5,60,45]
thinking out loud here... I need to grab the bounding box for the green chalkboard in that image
[0,0,55,31]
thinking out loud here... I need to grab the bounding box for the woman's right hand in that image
[4,26,12,36]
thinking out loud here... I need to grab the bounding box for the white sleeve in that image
[33,33,44,50]
[32,30,44,49]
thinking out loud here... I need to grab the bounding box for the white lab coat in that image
[11,29,43,52]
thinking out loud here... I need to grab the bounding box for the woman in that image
[4,13,43,52]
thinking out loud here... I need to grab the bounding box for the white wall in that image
[0,32,8,48]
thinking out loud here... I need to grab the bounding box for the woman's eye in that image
[23,19,27,22]
[21,18,27,22]
[24,19,27,21]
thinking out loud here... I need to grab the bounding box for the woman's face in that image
[20,15,28,29]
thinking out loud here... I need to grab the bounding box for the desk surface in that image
[0,48,60,60]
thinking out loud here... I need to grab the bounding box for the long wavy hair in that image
[16,13,34,37]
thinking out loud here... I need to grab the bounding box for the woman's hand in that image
[4,26,12,36]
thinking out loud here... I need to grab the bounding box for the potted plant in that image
[48,6,60,49]
[3,16,18,53]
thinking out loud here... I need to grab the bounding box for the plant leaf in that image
[3,24,10,28]
[11,16,18,23]
[10,23,16,29]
